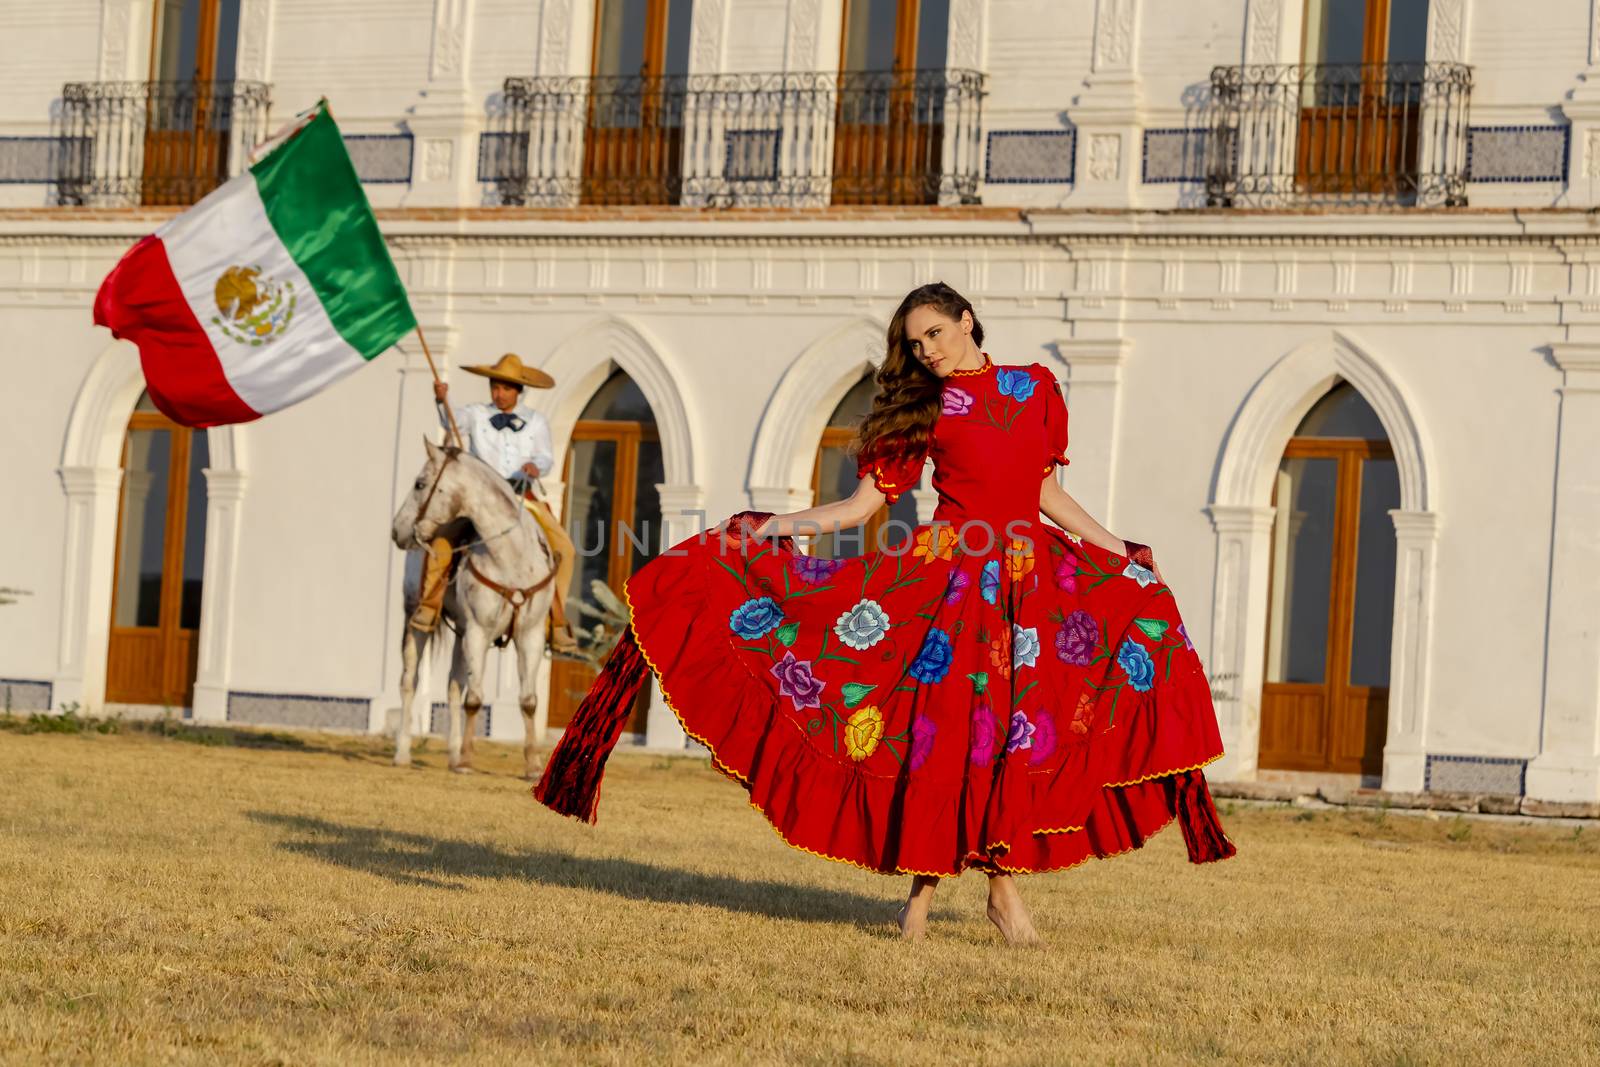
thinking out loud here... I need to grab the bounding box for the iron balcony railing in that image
[56,80,273,207]
[1205,61,1472,208]
[483,68,986,208]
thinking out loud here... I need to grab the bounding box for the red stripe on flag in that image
[93,235,259,427]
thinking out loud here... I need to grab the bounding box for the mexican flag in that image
[93,99,416,427]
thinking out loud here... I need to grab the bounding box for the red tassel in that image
[1168,769,1237,863]
[532,628,651,823]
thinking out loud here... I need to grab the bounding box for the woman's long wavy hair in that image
[852,281,984,466]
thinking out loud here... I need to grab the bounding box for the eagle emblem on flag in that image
[212,265,297,346]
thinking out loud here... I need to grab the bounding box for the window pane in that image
[115,430,172,628]
[565,439,619,608]
[1349,458,1400,688]
[581,371,654,422]
[1308,0,1368,67]
[631,438,665,573]
[1266,457,1338,684]
[916,0,950,70]
[844,0,899,72]
[180,431,209,630]
[594,0,649,77]
[664,0,694,77]
[829,375,877,428]
[1296,381,1387,439]
[213,0,242,83]
[1387,0,1430,67]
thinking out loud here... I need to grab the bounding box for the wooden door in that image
[832,0,949,205]
[549,420,664,732]
[1259,434,1398,776]
[582,0,693,205]
[106,397,209,706]
[1296,0,1430,198]
[143,0,242,205]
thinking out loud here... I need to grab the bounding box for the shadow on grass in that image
[248,811,939,927]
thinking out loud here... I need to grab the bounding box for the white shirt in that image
[443,402,555,481]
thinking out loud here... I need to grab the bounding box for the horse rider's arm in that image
[526,412,556,477]
[440,399,475,438]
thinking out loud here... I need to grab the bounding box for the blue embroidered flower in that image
[1012,624,1040,670]
[996,368,1038,402]
[980,560,1001,604]
[729,596,783,640]
[834,598,891,650]
[910,627,954,684]
[1117,637,1156,692]
[1122,562,1158,588]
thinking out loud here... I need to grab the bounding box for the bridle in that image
[411,446,559,641]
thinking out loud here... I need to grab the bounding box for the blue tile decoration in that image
[343,133,414,184]
[1142,128,1210,183]
[0,678,52,712]
[429,701,492,737]
[227,690,370,731]
[985,129,1075,184]
[725,128,783,182]
[1465,125,1569,183]
[0,136,90,183]
[1425,754,1527,795]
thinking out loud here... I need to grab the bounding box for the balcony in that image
[483,68,986,208]
[1204,62,1472,209]
[56,81,273,207]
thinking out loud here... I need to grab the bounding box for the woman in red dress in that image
[536,282,1235,943]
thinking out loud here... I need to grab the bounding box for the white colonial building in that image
[3,0,1599,805]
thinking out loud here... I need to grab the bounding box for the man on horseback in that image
[412,353,580,655]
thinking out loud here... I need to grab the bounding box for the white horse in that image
[389,437,559,778]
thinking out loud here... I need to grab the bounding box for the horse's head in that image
[391,437,467,549]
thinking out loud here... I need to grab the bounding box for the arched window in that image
[107,392,208,706]
[550,370,663,732]
[1261,380,1399,777]
[810,373,920,559]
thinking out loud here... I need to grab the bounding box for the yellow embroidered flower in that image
[1004,537,1035,581]
[843,704,886,761]
[913,525,958,563]
[988,634,1013,680]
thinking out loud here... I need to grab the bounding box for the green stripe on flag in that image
[250,104,417,360]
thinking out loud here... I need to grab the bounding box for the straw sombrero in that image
[463,353,555,389]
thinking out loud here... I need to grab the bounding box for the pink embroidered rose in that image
[942,387,975,416]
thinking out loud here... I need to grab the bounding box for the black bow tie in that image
[489,412,525,432]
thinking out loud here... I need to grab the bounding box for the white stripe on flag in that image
[159,174,366,415]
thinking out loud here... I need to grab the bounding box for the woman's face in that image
[902,304,972,377]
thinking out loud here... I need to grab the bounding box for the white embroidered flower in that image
[834,598,891,650]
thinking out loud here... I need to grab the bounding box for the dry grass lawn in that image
[2,719,1598,1066]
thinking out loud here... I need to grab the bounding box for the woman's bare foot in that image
[897,875,940,940]
[986,873,1043,945]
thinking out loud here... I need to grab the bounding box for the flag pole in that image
[414,324,465,451]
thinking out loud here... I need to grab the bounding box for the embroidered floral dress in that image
[620,352,1233,875]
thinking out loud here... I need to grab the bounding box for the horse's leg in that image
[515,602,550,781]
[457,621,490,773]
[395,624,427,766]
[446,629,469,772]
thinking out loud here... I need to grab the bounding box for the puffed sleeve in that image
[1039,365,1070,475]
[855,437,928,504]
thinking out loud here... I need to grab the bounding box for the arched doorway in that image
[810,372,920,558]
[550,369,664,730]
[1261,380,1399,776]
[106,392,208,706]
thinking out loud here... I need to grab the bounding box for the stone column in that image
[405,0,481,207]
[1051,338,1128,526]
[190,469,249,723]
[1066,0,1142,207]
[1204,503,1276,782]
[1380,509,1441,793]
[52,467,123,713]
[1527,343,1600,802]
